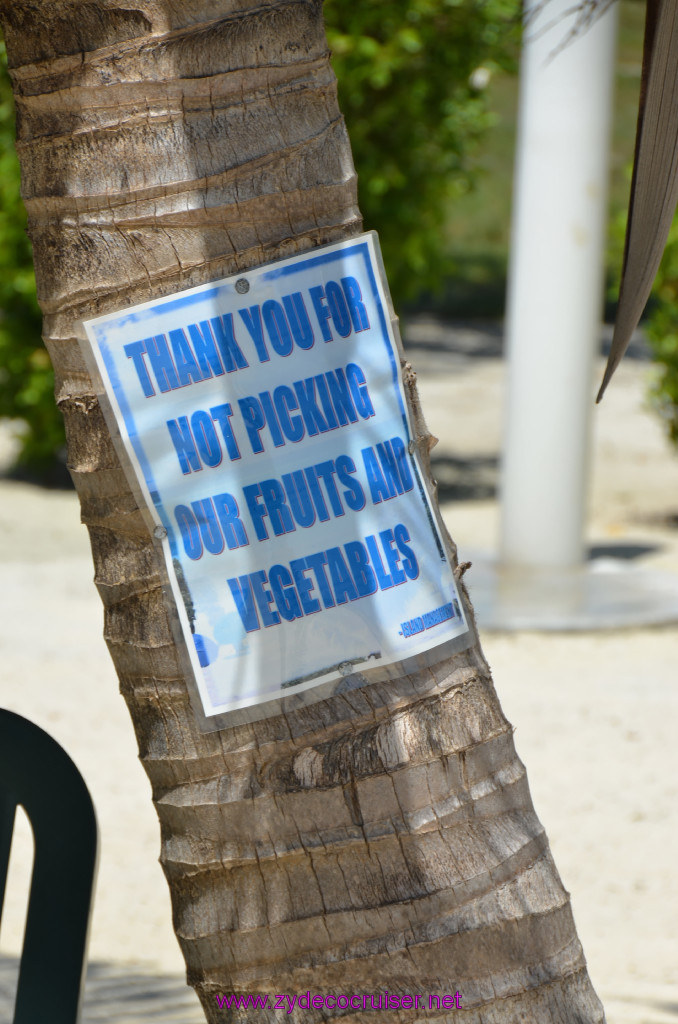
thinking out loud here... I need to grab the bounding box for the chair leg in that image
[0,713,98,1024]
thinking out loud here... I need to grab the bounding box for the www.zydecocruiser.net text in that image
[215,991,463,1012]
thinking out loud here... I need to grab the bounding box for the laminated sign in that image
[83,234,471,724]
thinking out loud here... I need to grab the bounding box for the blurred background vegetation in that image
[0,38,55,477]
[324,0,521,299]
[2,0,677,481]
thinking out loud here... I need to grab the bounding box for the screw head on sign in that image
[235,278,250,294]
[154,525,167,539]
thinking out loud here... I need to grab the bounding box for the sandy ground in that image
[0,321,677,1023]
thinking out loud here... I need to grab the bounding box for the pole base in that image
[463,551,678,631]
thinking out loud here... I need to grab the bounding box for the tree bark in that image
[0,2,605,1020]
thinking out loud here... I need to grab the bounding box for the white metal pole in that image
[500,0,618,570]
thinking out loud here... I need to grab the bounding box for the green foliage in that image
[608,191,678,450]
[0,40,66,474]
[324,0,520,300]
[643,216,678,448]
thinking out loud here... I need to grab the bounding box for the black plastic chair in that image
[0,709,98,1024]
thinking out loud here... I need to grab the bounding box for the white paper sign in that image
[83,234,470,719]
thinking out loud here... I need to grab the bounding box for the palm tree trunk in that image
[0,1,605,1020]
